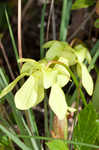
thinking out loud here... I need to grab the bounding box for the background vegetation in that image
[0,0,99,150]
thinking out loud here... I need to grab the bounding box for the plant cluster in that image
[0,41,93,120]
[0,0,99,150]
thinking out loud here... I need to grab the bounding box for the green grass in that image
[0,1,99,150]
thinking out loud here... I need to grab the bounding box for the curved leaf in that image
[74,44,86,63]
[44,41,77,65]
[45,42,65,61]
[21,62,40,75]
[72,0,95,10]
[42,68,58,89]
[86,50,92,64]
[49,84,67,120]
[54,57,70,87]
[15,72,44,110]
[34,72,44,105]
[77,63,93,96]
[74,44,92,64]
[18,58,36,63]
[62,50,77,66]
[43,40,57,49]
[15,75,37,110]
[0,73,28,99]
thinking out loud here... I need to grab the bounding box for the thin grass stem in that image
[40,1,47,59]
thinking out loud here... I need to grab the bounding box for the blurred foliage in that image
[94,18,99,28]
[0,133,11,150]
[0,2,13,32]
[0,0,27,32]
[72,0,95,9]
[0,0,99,150]
[73,103,98,150]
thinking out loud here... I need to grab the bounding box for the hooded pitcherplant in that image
[0,41,93,120]
[44,40,93,96]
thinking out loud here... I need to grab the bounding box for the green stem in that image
[17,135,99,149]
[9,138,16,150]
[49,110,54,135]
[27,109,41,149]
[88,47,99,72]
[5,9,20,70]
[60,0,72,41]
[40,1,47,59]
[44,94,50,137]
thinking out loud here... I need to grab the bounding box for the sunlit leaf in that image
[45,42,65,61]
[0,73,29,99]
[77,63,93,95]
[74,44,86,63]
[39,58,48,66]
[54,57,70,87]
[34,71,44,105]
[49,84,67,120]
[44,41,77,65]
[15,75,37,110]
[21,62,35,74]
[74,44,92,64]
[42,67,58,89]
[72,0,95,10]
[15,72,44,110]
[18,58,36,63]
[94,18,99,28]
[21,61,40,75]
[57,57,69,65]
[86,50,92,64]
[43,40,67,49]
[62,49,77,66]
[81,63,93,96]
[46,140,69,150]
[56,74,69,88]
[43,40,57,49]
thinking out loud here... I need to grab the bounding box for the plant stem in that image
[18,0,22,65]
[60,0,72,41]
[5,9,20,70]
[40,1,47,58]
[17,134,99,149]
[0,40,15,81]
[46,0,54,41]
[44,94,50,137]
[52,2,56,40]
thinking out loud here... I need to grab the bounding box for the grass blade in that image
[22,117,40,150]
[5,9,20,70]
[28,109,42,149]
[17,134,99,149]
[0,67,32,148]
[90,40,99,56]
[44,94,50,137]
[69,41,99,104]
[60,0,72,41]
[88,46,99,72]
[0,124,31,150]
[40,2,47,59]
